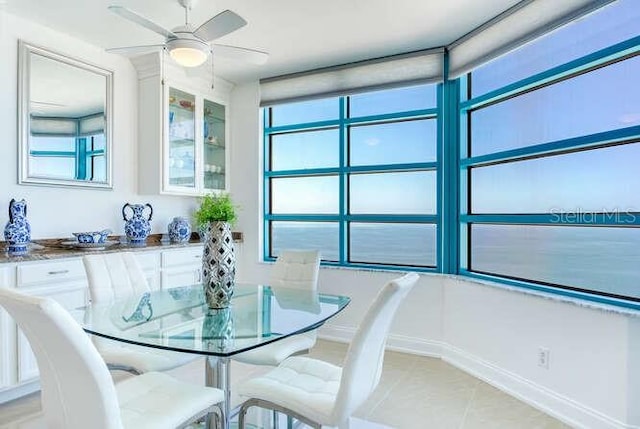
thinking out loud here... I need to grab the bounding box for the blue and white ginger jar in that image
[122,203,153,244]
[168,217,191,243]
[4,199,31,255]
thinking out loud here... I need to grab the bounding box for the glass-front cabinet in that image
[202,99,226,191]
[168,88,196,189]
[133,53,232,196]
[165,86,228,195]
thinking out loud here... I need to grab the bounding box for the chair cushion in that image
[237,356,342,425]
[232,332,316,366]
[99,344,196,373]
[116,372,223,429]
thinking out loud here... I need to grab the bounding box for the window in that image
[470,0,640,97]
[461,0,640,302]
[29,115,106,181]
[264,84,439,268]
[262,0,640,308]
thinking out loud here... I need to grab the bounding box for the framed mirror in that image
[18,41,113,188]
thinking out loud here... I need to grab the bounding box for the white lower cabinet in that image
[0,264,16,393]
[15,259,88,384]
[160,246,203,289]
[16,287,87,383]
[134,250,162,291]
[0,245,203,403]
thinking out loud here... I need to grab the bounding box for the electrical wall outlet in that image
[538,347,550,369]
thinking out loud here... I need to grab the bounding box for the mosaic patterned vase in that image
[202,221,235,309]
[168,216,191,243]
[4,199,31,255]
[202,307,234,352]
[122,203,153,244]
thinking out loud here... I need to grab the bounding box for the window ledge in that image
[454,273,640,318]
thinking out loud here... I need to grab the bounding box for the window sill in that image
[456,271,640,318]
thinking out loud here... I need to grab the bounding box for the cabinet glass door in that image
[203,98,226,191]
[168,88,196,188]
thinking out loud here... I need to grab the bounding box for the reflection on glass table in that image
[74,283,350,429]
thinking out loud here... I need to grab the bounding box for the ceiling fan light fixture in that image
[167,38,209,67]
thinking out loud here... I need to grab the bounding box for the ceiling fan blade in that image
[194,10,247,41]
[108,5,176,39]
[106,44,165,55]
[213,44,268,65]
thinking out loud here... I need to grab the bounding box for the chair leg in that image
[239,398,322,429]
[238,399,252,429]
[204,405,223,429]
[178,405,221,429]
[106,363,142,375]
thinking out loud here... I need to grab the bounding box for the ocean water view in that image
[272,223,640,300]
[272,223,437,267]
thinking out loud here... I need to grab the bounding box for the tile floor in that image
[0,340,571,429]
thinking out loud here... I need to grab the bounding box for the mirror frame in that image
[18,40,114,189]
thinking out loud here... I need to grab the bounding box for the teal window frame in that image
[459,35,640,310]
[262,34,640,310]
[263,92,443,272]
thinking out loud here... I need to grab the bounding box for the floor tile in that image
[0,340,572,429]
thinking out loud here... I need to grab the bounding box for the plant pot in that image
[202,221,235,309]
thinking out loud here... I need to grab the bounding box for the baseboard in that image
[318,324,443,357]
[441,344,635,429]
[318,324,633,429]
[317,323,354,344]
[0,380,39,405]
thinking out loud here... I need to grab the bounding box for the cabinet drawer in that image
[162,247,203,268]
[134,251,161,271]
[17,259,86,288]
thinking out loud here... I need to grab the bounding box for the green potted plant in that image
[194,193,238,309]
[194,193,237,233]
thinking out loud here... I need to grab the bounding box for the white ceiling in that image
[5,0,522,84]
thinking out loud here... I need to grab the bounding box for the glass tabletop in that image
[73,283,350,357]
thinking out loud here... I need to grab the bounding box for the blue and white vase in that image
[168,217,191,243]
[4,199,31,255]
[122,203,153,244]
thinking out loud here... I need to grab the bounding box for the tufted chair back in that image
[0,288,124,429]
[269,250,321,290]
[332,272,419,424]
[83,252,150,304]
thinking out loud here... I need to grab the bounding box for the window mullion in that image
[441,55,460,274]
[339,97,348,265]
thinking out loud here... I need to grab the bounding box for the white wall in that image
[229,81,640,429]
[442,277,638,428]
[0,12,198,239]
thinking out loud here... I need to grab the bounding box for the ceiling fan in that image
[106,0,268,68]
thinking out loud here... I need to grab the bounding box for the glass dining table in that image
[73,283,350,429]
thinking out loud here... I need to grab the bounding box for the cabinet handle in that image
[48,270,69,275]
[194,255,201,259]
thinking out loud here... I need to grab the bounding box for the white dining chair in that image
[0,287,224,429]
[83,252,195,374]
[232,250,321,366]
[236,272,419,429]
